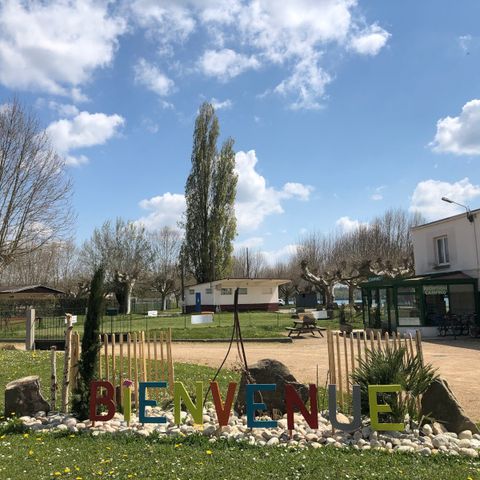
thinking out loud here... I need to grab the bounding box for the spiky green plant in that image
[351,346,438,423]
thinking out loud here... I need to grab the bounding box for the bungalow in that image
[0,285,65,301]
[183,278,290,313]
[361,209,480,337]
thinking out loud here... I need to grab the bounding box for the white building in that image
[361,210,479,337]
[411,209,480,280]
[183,278,290,313]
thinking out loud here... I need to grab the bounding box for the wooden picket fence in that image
[326,329,423,409]
[98,329,174,409]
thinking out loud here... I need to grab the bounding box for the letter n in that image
[285,384,318,430]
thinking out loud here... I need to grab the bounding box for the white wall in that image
[411,214,480,282]
[184,282,280,306]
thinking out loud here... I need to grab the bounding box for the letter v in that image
[210,381,237,427]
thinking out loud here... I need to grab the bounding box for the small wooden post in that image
[349,332,356,373]
[153,332,158,401]
[111,333,116,393]
[50,346,57,411]
[167,328,174,395]
[127,332,132,381]
[103,333,109,384]
[147,331,152,381]
[119,333,124,405]
[356,332,362,364]
[369,330,374,351]
[327,330,336,384]
[141,331,147,383]
[335,332,343,409]
[61,314,73,412]
[133,332,139,408]
[415,330,423,365]
[98,334,103,379]
[376,331,382,351]
[160,331,165,380]
[343,333,349,390]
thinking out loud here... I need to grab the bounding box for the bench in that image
[285,321,326,338]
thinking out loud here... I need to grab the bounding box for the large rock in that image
[421,377,479,434]
[4,376,50,417]
[234,359,309,415]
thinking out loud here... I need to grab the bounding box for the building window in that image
[436,236,449,265]
[221,288,232,295]
[238,288,248,295]
[189,289,195,295]
[205,288,213,294]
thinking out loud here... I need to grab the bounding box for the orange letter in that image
[285,384,318,431]
[89,381,115,422]
[210,382,237,426]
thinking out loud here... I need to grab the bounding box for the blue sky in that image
[1,0,480,263]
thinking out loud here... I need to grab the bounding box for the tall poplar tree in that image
[184,103,237,283]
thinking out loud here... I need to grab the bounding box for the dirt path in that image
[170,337,480,422]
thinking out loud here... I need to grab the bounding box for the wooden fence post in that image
[50,346,57,411]
[103,334,109,384]
[167,328,174,395]
[133,332,139,408]
[61,314,73,412]
[119,333,124,405]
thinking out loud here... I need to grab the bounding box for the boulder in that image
[4,376,50,417]
[234,359,309,415]
[421,378,479,435]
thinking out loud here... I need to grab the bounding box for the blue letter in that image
[246,384,277,428]
[139,381,167,424]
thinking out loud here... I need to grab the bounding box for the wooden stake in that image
[133,332,139,408]
[343,333,349,391]
[349,332,356,373]
[335,332,343,409]
[103,333,109,384]
[98,334,102,379]
[50,346,57,411]
[160,331,165,380]
[119,333,124,405]
[415,330,423,365]
[327,330,336,384]
[111,333,116,393]
[167,328,174,395]
[147,331,152,382]
[61,315,73,412]
[141,331,147,383]
[127,332,132,381]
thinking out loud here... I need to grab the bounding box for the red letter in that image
[285,384,318,430]
[89,381,115,422]
[210,382,237,426]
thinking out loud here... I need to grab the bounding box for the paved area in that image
[170,336,480,422]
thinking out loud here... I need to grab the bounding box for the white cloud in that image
[370,185,385,201]
[336,216,367,233]
[48,102,79,118]
[410,178,480,221]
[235,236,265,249]
[430,99,480,156]
[137,192,186,230]
[0,0,125,98]
[137,149,313,232]
[235,150,313,230]
[261,244,298,266]
[134,58,175,97]
[349,24,390,56]
[128,0,389,109]
[46,111,125,166]
[198,49,260,81]
[211,98,233,110]
[274,52,331,110]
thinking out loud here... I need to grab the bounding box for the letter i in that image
[123,385,132,426]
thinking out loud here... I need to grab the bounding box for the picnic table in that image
[285,319,326,338]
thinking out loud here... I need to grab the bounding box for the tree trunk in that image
[161,293,167,311]
[348,283,355,307]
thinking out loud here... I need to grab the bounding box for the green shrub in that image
[351,346,438,423]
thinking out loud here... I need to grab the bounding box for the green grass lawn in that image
[0,432,478,480]
[0,310,365,340]
[0,350,238,416]
[1,350,479,479]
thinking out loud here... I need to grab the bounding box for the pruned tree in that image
[149,226,181,310]
[0,98,73,272]
[81,218,153,314]
[184,102,237,283]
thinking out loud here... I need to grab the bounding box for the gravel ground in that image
[169,336,480,422]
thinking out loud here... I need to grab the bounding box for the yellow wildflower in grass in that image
[206,450,213,455]
[53,472,62,476]
[28,450,34,456]
[23,433,29,438]
[64,467,70,473]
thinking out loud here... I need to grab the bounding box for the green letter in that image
[174,381,203,425]
[368,384,404,432]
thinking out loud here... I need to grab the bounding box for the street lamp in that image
[441,197,474,222]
